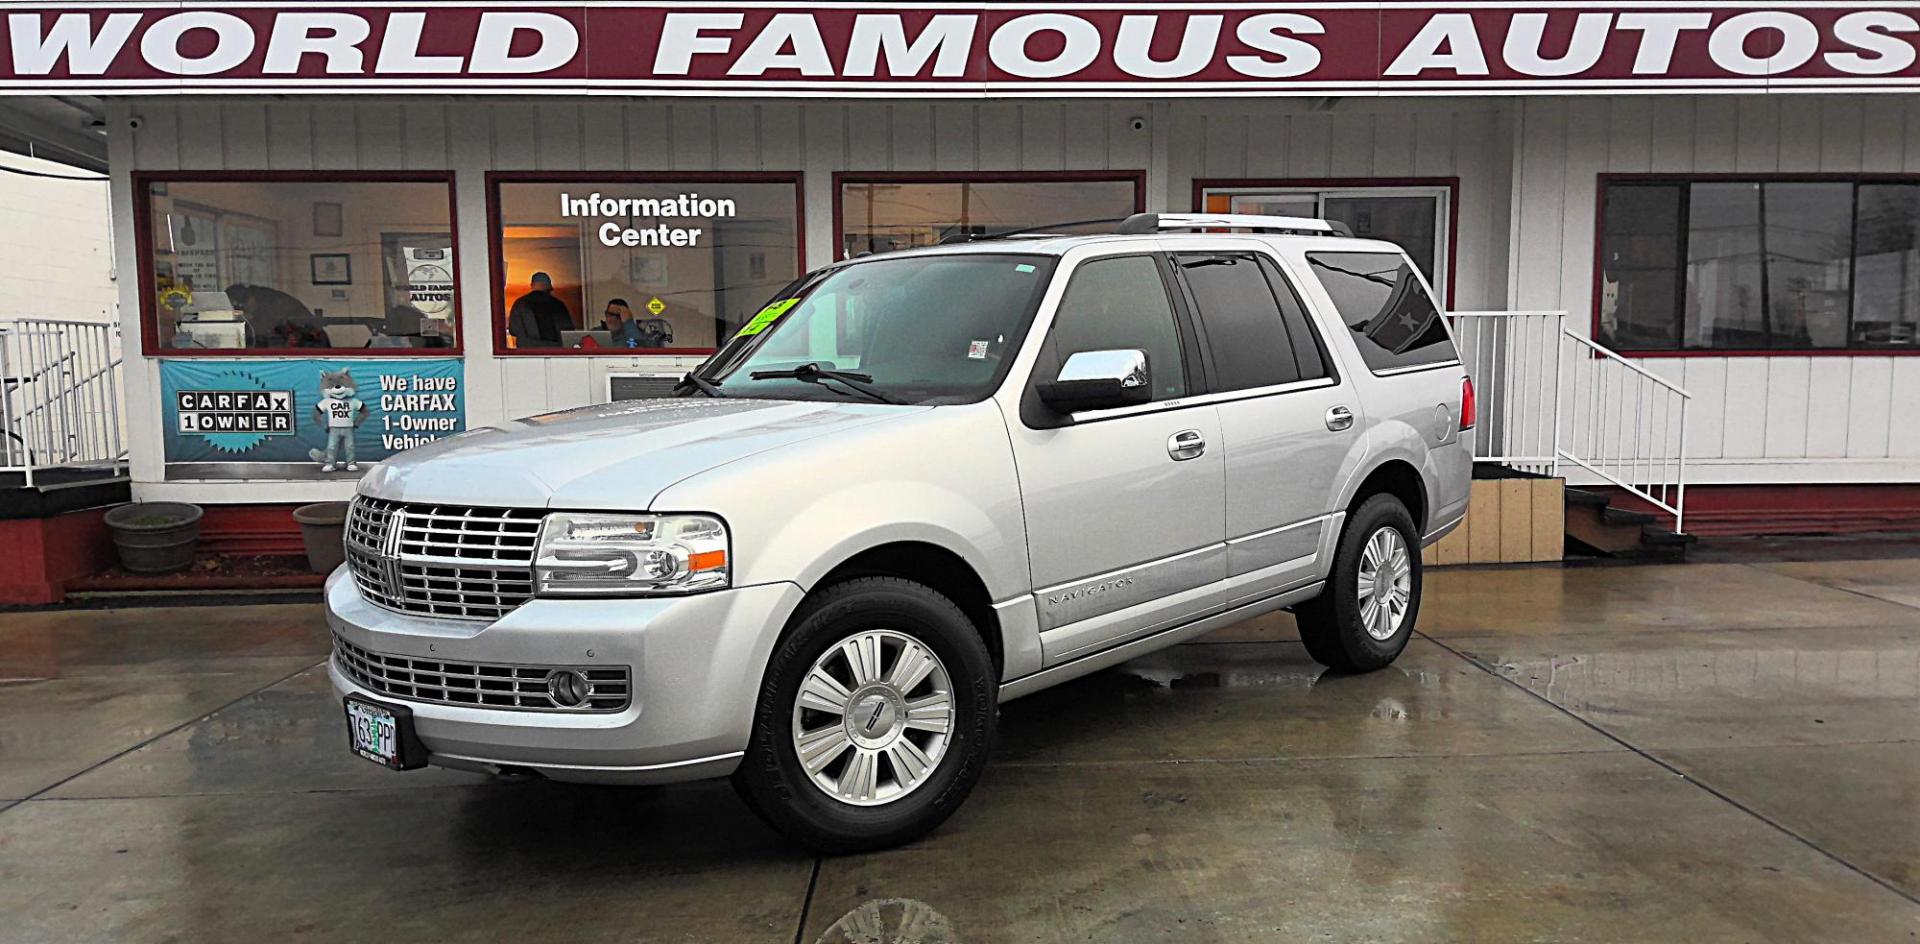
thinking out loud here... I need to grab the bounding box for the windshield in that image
[703,253,1056,405]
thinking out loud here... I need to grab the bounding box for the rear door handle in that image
[1325,405,1354,432]
[1167,429,1206,461]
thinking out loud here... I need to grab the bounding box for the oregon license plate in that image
[345,697,409,769]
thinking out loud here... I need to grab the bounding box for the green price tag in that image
[735,298,799,338]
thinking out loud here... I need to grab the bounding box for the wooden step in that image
[1563,486,1691,558]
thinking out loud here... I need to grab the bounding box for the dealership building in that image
[4,0,1920,564]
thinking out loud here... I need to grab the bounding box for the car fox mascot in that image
[309,368,370,472]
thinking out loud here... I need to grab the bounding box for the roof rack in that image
[937,217,1131,245]
[1114,212,1353,237]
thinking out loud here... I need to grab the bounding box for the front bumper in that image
[323,567,805,784]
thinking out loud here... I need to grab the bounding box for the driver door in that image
[1003,252,1227,666]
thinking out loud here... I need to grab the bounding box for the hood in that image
[359,397,924,509]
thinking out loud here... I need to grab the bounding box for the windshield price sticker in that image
[736,298,799,337]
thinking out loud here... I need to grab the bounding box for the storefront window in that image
[490,176,802,353]
[1200,183,1452,301]
[1600,177,1910,352]
[139,175,458,354]
[838,175,1142,258]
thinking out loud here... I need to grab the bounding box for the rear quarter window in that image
[1306,251,1457,373]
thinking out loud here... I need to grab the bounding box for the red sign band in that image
[3,3,1917,95]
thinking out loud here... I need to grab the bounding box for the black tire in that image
[731,576,996,854]
[1293,494,1422,673]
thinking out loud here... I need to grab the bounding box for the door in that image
[1173,250,1362,598]
[1004,253,1228,665]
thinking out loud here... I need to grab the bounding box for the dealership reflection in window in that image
[839,177,1142,258]
[142,177,457,352]
[492,179,801,352]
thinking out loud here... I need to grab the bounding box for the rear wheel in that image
[1294,494,1422,673]
[732,577,996,853]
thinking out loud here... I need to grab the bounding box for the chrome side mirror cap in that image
[1037,349,1152,414]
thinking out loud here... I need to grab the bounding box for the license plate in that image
[345,697,412,769]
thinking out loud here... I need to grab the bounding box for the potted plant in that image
[103,502,204,574]
[293,501,351,574]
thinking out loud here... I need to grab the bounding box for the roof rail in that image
[1114,212,1353,237]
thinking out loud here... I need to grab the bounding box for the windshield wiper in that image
[673,372,726,398]
[748,363,905,405]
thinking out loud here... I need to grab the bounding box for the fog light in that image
[546,669,592,708]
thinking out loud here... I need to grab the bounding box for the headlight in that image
[533,513,730,596]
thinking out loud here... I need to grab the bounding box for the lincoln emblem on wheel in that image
[325,213,1471,851]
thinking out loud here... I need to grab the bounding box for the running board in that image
[997,582,1324,702]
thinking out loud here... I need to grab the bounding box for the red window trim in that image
[486,171,806,358]
[832,170,1149,263]
[133,170,463,359]
[1190,176,1461,312]
[1594,171,1920,358]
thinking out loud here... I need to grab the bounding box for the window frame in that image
[486,170,805,357]
[1192,177,1459,309]
[1170,250,1331,395]
[1594,172,1920,358]
[1018,249,1211,430]
[833,170,1147,263]
[133,170,463,358]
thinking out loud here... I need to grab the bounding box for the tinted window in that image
[1599,177,1898,351]
[1048,255,1186,401]
[1177,253,1311,391]
[1307,252,1456,372]
[1259,256,1332,382]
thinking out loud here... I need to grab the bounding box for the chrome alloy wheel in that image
[790,629,955,807]
[1357,525,1413,641]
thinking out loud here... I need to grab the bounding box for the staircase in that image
[1,318,128,506]
[1452,311,1691,559]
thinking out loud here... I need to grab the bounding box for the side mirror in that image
[1037,349,1153,414]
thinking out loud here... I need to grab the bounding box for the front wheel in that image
[732,577,996,853]
[1293,494,1422,673]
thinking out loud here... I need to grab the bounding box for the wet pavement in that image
[2,559,1918,942]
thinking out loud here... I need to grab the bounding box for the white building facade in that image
[8,3,1920,533]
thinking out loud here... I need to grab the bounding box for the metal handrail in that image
[1451,310,1691,534]
[0,318,125,487]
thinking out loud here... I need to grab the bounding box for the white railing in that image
[1451,310,1691,534]
[1450,311,1565,475]
[0,319,125,486]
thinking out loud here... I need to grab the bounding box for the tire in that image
[732,576,997,853]
[1293,494,1422,673]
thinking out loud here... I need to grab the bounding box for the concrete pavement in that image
[2,559,1917,942]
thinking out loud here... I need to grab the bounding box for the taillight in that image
[1459,376,1476,430]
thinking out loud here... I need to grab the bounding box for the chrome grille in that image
[333,634,631,712]
[346,497,545,620]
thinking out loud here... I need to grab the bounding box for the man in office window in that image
[507,272,572,347]
[601,298,645,348]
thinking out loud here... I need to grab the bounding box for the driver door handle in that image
[1168,429,1206,461]
[1325,405,1355,432]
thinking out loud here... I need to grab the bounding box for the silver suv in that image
[327,213,1473,851]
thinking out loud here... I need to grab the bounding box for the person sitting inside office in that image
[601,298,645,348]
[507,272,572,347]
[225,283,331,348]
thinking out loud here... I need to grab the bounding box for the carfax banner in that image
[159,358,464,481]
[2,3,1918,96]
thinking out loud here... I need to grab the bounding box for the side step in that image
[1564,487,1693,558]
